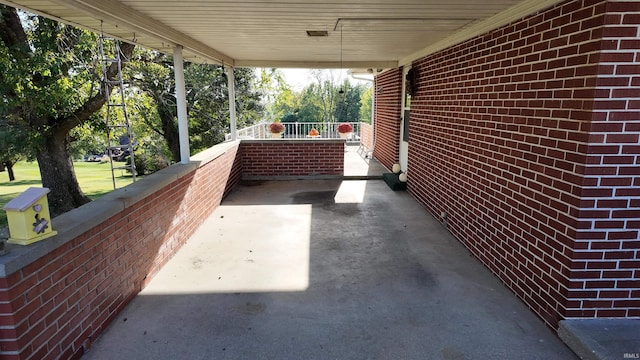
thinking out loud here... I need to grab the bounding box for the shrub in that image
[130,152,169,176]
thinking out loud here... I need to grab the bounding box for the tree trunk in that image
[5,161,15,181]
[158,106,181,163]
[36,133,90,217]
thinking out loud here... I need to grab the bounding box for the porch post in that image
[371,84,376,150]
[227,66,237,140]
[173,45,190,164]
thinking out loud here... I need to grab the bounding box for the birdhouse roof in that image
[3,187,51,212]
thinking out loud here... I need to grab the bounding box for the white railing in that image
[226,122,361,141]
[224,122,269,141]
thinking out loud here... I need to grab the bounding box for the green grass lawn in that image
[0,161,136,228]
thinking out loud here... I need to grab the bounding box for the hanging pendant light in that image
[339,24,344,95]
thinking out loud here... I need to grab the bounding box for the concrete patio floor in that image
[84,179,576,359]
[344,144,387,179]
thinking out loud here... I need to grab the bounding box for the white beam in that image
[234,60,398,70]
[174,46,190,164]
[227,67,237,141]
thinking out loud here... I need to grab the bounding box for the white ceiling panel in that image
[0,0,562,68]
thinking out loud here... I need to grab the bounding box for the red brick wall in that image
[0,145,241,360]
[240,140,344,178]
[224,148,243,197]
[405,0,639,328]
[571,1,640,318]
[0,139,348,359]
[0,138,349,359]
[373,69,402,170]
[360,122,373,151]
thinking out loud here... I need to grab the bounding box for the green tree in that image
[68,120,109,160]
[0,124,28,181]
[295,85,323,123]
[334,81,364,123]
[224,67,264,138]
[126,89,172,162]
[0,6,135,215]
[259,68,294,122]
[128,51,264,159]
[359,86,373,123]
[311,69,341,122]
[126,51,182,161]
[268,70,372,125]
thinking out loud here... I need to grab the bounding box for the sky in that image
[279,68,373,91]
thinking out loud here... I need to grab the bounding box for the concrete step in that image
[558,319,640,360]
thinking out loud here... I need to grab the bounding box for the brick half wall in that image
[241,139,345,179]
[0,142,242,360]
[0,138,348,359]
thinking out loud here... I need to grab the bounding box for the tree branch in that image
[148,125,165,138]
[0,5,30,54]
[53,42,135,135]
[58,24,83,52]
[0,5,30,107]
[54,23,84,76]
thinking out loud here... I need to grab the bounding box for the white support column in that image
[227,66,237,141]
[173,46,190,164]
[371,83,376,148]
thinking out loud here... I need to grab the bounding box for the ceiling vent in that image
[306,30,328,37]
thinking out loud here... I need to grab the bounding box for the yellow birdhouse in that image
[3,187,58,245]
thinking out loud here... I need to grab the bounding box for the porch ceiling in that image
[0,0,561,68]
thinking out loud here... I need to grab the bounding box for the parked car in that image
[84,154,103,162]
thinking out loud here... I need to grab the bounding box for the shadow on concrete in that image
[84,180,577,360]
